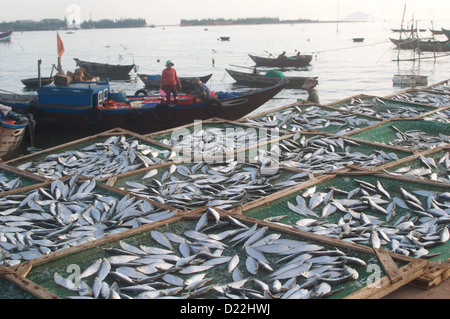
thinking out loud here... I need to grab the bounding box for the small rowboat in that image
[249,54,313,68]
[226,69,316,88]
[138,74,213,90]
[21,77,54,90]
[0,111,29,159]
[74,58,136,80]
[0,31,12,42]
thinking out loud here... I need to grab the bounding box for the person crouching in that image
[193,78,211,102]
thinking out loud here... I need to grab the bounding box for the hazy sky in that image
[1,0,449,25]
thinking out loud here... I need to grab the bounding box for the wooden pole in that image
[37,59,42,88]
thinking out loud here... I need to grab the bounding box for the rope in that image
[309,40,391,55]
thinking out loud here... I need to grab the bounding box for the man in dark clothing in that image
[193,78,211,102]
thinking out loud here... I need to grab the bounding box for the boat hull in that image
[390,38,450,52]
[21,77,54,89]
[249,54,312,68]
[390,38,419,50]
[0,31,12,42]
[138,74,213,90]
[226,69,314,88]
[443,28,450,41]
[74,58,135,80]
[0,122,27,159]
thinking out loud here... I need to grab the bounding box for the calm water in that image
[1,21,450,147]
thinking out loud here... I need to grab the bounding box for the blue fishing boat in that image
[0,31,12,42]
[0,79,288,135]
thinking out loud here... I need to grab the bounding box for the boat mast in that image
[336,2,340,34]
[399,3,406,40]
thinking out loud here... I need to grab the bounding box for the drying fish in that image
[244,105,380,135]
[55,215,363,299]
[124,161,310,210]
[286,179,450,258]
[0,174,22,192]
[0,176,177,266]
[17,136,172,180]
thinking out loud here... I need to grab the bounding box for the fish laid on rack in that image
[123,162,310,210]
[336,97,432,119]
[256,134,399,174]
[388,126,450,150]
[429,84,450,94]
[55,213,362,299]
[244,105,380,135]
[391,92,450,107]
[158,126,280,157]
[288,179,449,258]
[423,109,450,123]
[0,176,177,266]
[0,173,22,192]
[16,136,173,180]
[385,153,450,183]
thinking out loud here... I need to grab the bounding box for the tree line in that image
[0,18,147,31]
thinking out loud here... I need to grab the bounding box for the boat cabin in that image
[37,81,110,107]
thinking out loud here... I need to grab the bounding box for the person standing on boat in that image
[193,78,211,102]
[160,60,182,104]
[302,78,320,104]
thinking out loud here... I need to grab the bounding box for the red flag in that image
[57,32,65,58]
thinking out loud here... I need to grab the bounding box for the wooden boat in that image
[393,74,428,87]
[226,69,316,88]
[0,111,29,159]
[391,28,417,33]
[74,58,136,80]
[430,29,444,35]
[390,37,419,50]
[248,54,313,68]
[0,31,12,42]
[21,77,54,89]
[390,37,450,52]
[138,74,212,90]
[0,79,288,136]
[416,40,450,52]
[352,38,365,43]
[443,28,450,41]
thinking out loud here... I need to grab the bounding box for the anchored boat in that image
[74,58,136,80]
[248,54,313,68]
[0,107,29,159]
[0,79,288,135]
[138,74,212,90]
[0,31,12,42]
[226,68,316,88]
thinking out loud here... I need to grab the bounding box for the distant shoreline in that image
[1,18,383,32]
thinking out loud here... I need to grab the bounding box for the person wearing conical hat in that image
[302,77,319,104]
[160,60,182,104]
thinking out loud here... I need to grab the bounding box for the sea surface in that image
[1,21,449,148]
